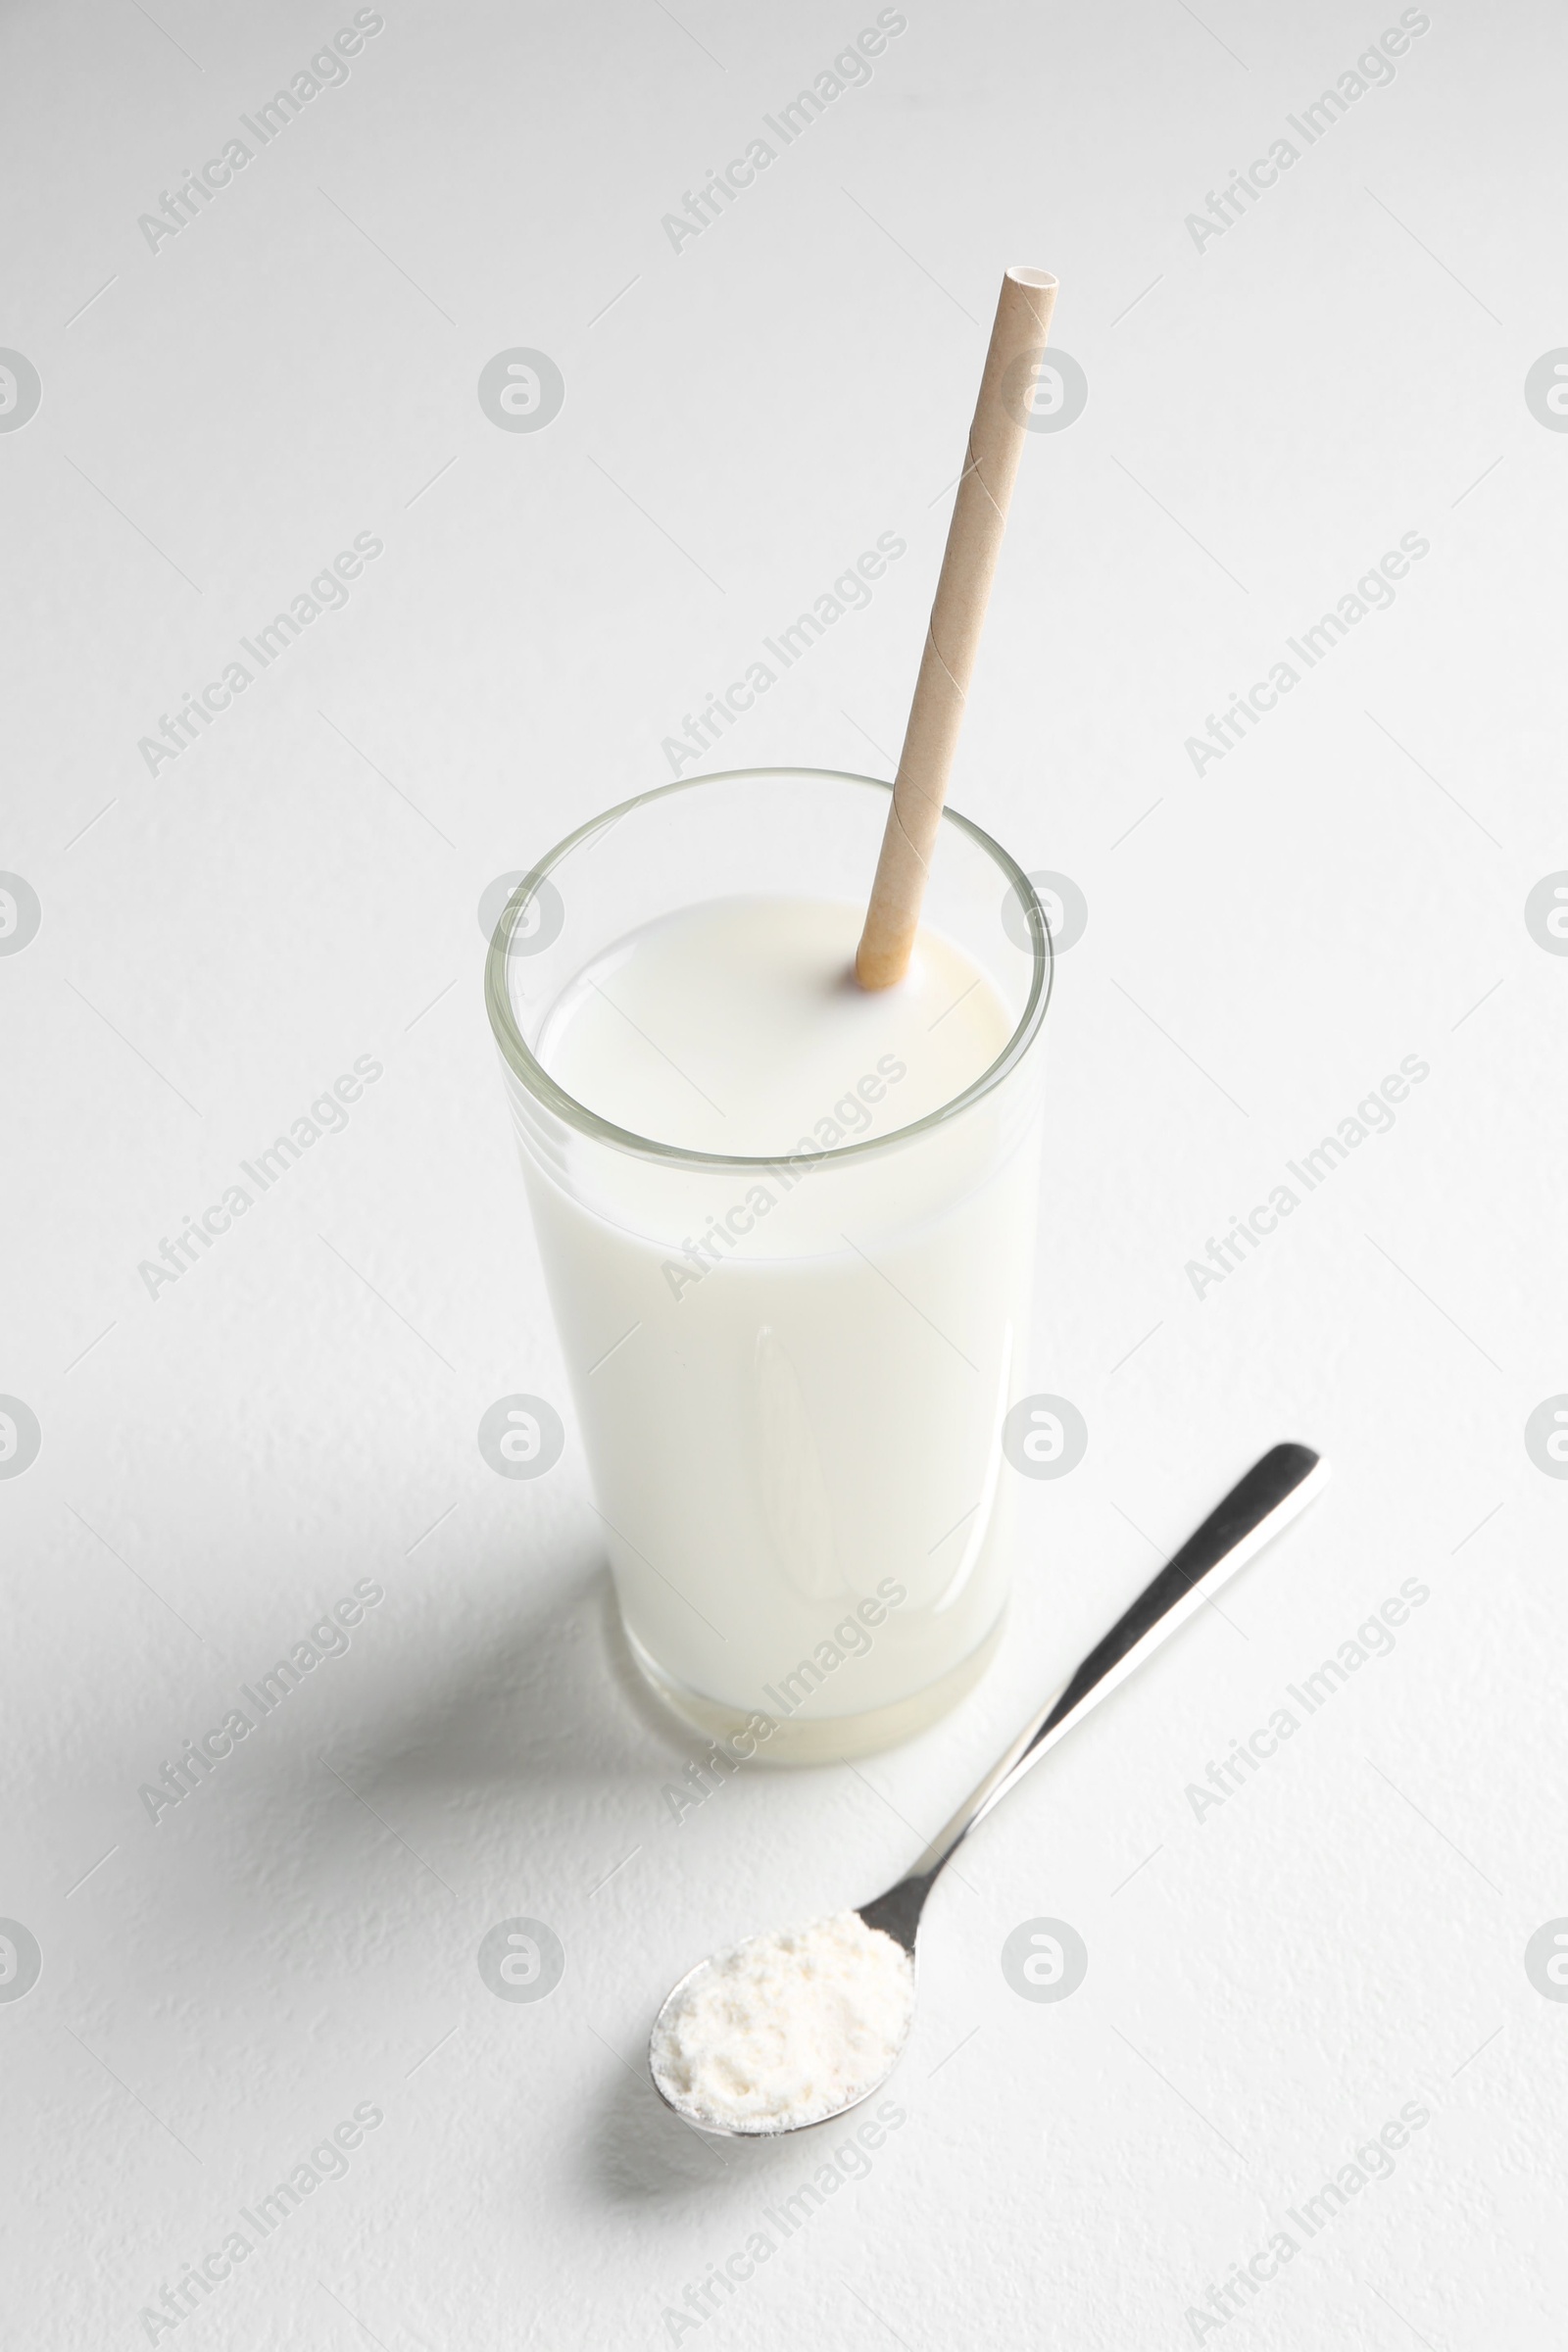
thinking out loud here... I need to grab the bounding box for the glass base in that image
[624,1612,1007,1764]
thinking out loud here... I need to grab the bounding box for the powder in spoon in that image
[651,1910,915,2132]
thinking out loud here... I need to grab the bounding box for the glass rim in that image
[484,765,1053,1172]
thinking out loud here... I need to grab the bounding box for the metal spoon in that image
[650,1442,1327,2136]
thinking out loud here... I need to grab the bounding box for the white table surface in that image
[4,0,1565,2343]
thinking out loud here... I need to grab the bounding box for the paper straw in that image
[855,266,1057,990]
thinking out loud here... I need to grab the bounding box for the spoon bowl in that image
[650,1942,916,2137]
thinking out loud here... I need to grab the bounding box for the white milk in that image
[524,895,1042,1745]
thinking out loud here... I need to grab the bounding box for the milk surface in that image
[540,895,1009,1154]
[527,895,1041,1728]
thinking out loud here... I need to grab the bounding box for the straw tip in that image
[1006,266,1056,290]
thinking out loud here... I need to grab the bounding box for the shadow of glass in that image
[331,1552,694,1808]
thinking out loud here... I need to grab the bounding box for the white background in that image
[3,0,1565,2344]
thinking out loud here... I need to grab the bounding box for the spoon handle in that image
[858,1443,1327,1950]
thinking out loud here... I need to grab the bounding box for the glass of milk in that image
[486,768,1051,1760]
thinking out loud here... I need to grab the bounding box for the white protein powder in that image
[651,1910,915,2132]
